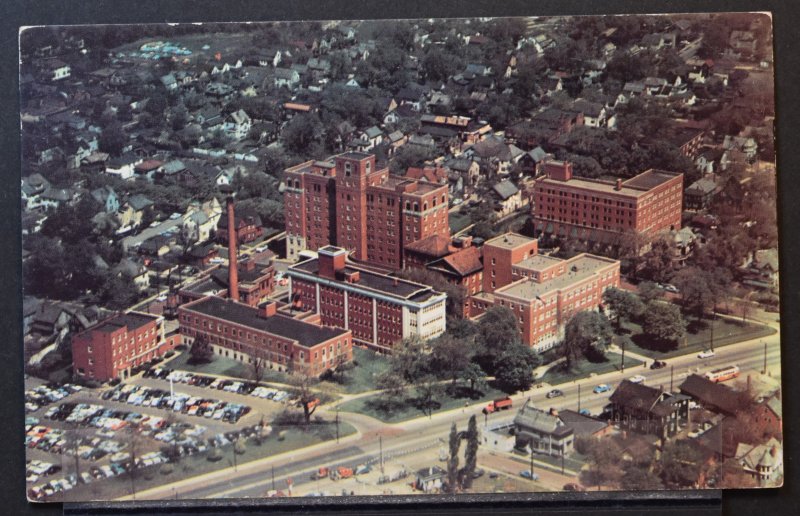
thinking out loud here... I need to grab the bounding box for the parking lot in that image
[23,365,311,502]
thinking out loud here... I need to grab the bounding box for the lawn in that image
[620,317,776,360]
[56,420,356,502]
[449,211,472,233]
[318,347,391,394]
[338,382,509,424]
[167,351,293,385]
[540,352,643,386]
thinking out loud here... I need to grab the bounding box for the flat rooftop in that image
[498,254,617,301]
[484,233,536,250]
[290,258,441,303]
[94,312,158,334]
[539,169,681,197]
[514,254,564,272]
[183,296,349,348]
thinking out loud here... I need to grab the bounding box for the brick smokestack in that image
[226,196,239,302]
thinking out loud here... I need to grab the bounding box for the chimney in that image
[318,246,347,279]
[345,271,360,283]
[226,196,239,302]
[615,178,623,191]
[263,302,277,318]
[393,277,399,287]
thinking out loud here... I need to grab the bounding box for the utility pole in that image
[763,341,767,374]
[709,307,715,352]
[621,338,625,373]
[379,435,384,475]
[336,407,340,443]
[232,438,238,472]
[577,384,581,413]
[561,453,565,475]
[529,445,535,480]
[670,365,674,393]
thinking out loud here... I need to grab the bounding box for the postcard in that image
[20,13,781,502]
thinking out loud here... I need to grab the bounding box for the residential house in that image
[115,258,151,292]
[426,240,484,314]
[492,180,524,217]
[679,374,745,417]
[742,249,779,289]
[685,175,722,211]
[354,126,383,152]
[513,402,574,457]
[414,467,445,493]
[117,194,154,229]
[386,130,408,156]
[156,160,187,182]
[735,438,783,485]
[106,154,142,181]
[160,73,178,92]
[81,152,110,174]
[274,67,300,89]
[134,159,164,181]
[609,380,690,439]
[396,85,429,111]
[39,187,75,211]
[21,173,50,210]
[224,109,252,140]
[40,59,71,81]
[216,208,264,244]
[90,186,120,213]
[471,135,525,176]
[446,158,481,193]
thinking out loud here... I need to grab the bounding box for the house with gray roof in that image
[492,180,523,217]
[610,380,690,439]
[513,402,574,457]
[91,186,120,213]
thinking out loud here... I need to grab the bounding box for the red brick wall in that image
[72,317,161,381]
[482,238,538,293]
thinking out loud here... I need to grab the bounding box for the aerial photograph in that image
[19,13,781,503]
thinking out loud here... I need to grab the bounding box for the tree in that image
[375,370,406,411]
[672,267,732,319]
[460,415,480,489]
[562,311,613,369]
[622,465,664,490]
[446,423,461,493]
[99,122,127,156]
[430,334,472,388]
[474,306,522,374]
[660,440,706,488]
[602,287,645,331]
[580,438,625,490]
[281,113,324,155]
[287,374,320,426]
[459,362,488,396]
[637,281,663,305]
[250,354,265,386]
[493,345,539,394]
[642,302,686,349]
[414,375,443,419]
[641,237,676,283]
[188,334,214,365]
[389,335,431,384]
[396,267,467,320]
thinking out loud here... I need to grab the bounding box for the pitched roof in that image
[610,380,663,412]
[679,374,743,415]
[493,180,520,200]
[514,401,573,437]
[405,166,447,184]
[403,234,454,259]
[430,246,483,278]
[126,194,154,211]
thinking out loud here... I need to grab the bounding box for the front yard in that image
[540,351,643,386]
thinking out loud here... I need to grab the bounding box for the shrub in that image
[207,448,223,462]
[164,351,175,359]
[160,463,174,475]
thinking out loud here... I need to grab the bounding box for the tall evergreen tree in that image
[461,415,479,489]
[447,422,461,493]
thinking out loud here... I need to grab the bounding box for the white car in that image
[628,375,646,384]
[698,350,716,359]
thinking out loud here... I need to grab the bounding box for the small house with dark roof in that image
[609,380,690,439]
[679,374,745,416]
[492,180,523,217]
[90,186,119,213]
[513,402,575,457]
[216,208,264,244]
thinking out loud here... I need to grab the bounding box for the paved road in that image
[124,326,780,501]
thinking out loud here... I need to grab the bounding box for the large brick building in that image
[532,160,683,246]
[72,312,168,381]
[177,256,275,308]
[178,296,352,377]
[284,152,450,269]
[286,246,447,351]
[470,233,620,353]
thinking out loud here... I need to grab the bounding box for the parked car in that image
[519,470,539,481]
[546,389,564,399]
[563,483,586,492]
[628,375,646,384]
[593,384,611,394]
[650,360,667,370]
[698,350,716,359]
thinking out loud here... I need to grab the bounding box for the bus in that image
[704,365,740,383]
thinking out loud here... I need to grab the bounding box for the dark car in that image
[650,360,667,370]
[563,483,586,492]
[546,389,564,399]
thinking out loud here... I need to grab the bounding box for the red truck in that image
[483,396,513,414]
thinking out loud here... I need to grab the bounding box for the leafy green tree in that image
[446,422,461,493]
[660,440,706,488]
[637,281,663,305]
[460,415,479,489]
[642,302,686,348]
[414,375,443,419]
[375,370,406,411]
[459,363,488,396]
[389,336,431,384]
[641,237,676,283]
[99,122,127,156]
[474,306,522,374]
[281,113,324,155]
[672,266,732,319]
[602,287,645,331]
[562,311,613,368]
[430,334,471,387]
[493,344,539,394]
[580,438,625,490]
